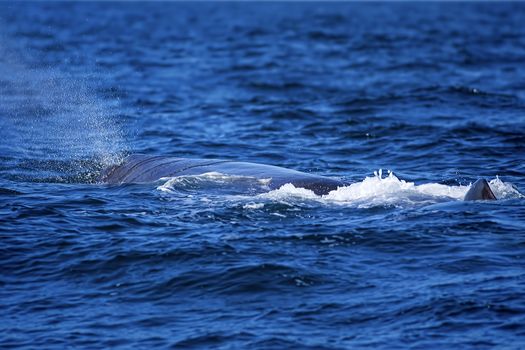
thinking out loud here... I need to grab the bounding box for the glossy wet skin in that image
[101,154,347,195]
[463,179,497,201]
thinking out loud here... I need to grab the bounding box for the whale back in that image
[100,154,346,195]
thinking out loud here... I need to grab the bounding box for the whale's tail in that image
[464,179,497,201]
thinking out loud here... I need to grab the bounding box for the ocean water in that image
[1,2,525,349]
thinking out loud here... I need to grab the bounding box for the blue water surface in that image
[1,2,525,349]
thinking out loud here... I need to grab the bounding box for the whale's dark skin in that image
[100,154,498,200]
[463,179,497,201]
[100,154,347,195]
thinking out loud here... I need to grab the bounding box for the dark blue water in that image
[1,2,525,349]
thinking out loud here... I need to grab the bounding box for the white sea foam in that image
[325,170,466,202]
[489,176,524,199]
[157,172,271,193]
[256,170,469,208]
[158,170,522,207]
[259,171,522,208]
[243,203,265,210]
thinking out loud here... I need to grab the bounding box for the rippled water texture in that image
[1,2,525,349]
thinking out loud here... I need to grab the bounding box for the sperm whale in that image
[100,154,497,200]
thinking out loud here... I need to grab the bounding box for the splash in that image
[489,176,524,199]
[257,170,468,208]
[324,170,468,203]
[256,170,522,208]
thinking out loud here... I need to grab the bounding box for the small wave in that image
[0,187,23,196]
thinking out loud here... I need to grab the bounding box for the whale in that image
[100,154,497,200]
[100,154,346,195]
